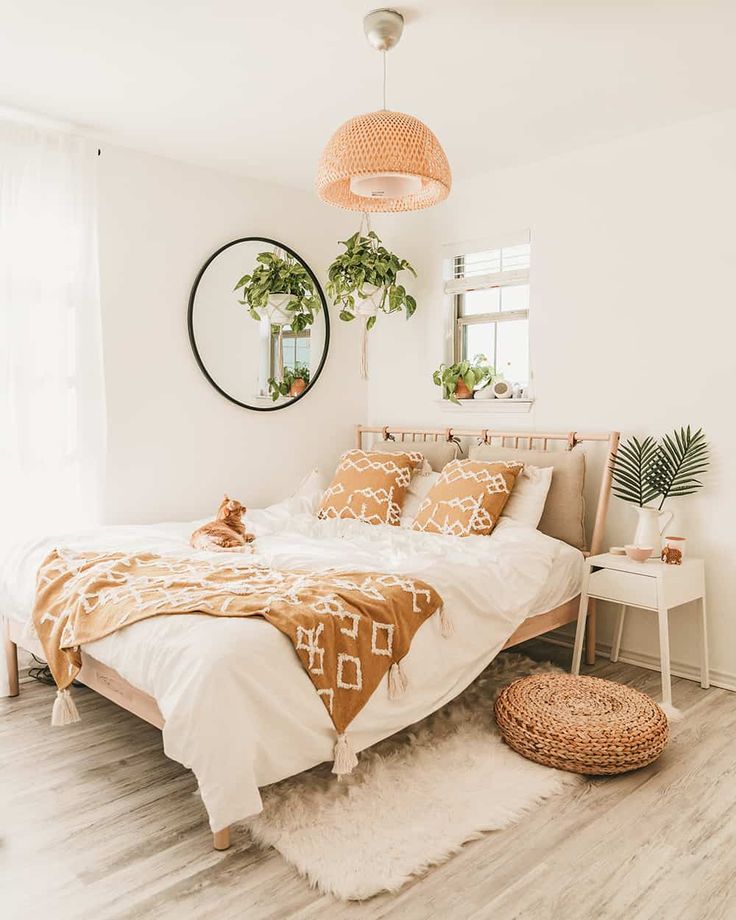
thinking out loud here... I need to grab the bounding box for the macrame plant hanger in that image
[359,210,373,380]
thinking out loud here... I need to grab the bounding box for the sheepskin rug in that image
[245,653,582,900]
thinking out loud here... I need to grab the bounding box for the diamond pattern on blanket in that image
[412,459,524,538]
[32,549,443,736]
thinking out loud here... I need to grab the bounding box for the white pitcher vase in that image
[633,506,673,556]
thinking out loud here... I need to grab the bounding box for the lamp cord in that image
[382,51,387,110]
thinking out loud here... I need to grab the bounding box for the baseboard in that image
[537,632,736,693]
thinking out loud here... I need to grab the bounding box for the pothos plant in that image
[234,251,320,333]
[432,354,495,404]
[326,231,417,330]
[267,362,311,402]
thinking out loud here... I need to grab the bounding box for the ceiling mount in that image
[363,9,404,52]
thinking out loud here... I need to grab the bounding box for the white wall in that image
[367,108,736,686]
[98,145,367,523]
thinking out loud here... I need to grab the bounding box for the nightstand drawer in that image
[587,568,658,609]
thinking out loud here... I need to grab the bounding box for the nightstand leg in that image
[657,602,673,708]
[610,605,626,663]
[698,596,710,689]
[571,584,590,676]
[585,599,597,666]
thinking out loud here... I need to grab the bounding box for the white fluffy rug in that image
[245,654,582,900]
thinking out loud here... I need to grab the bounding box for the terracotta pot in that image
[454,379,473,400]
[289,377,307,397]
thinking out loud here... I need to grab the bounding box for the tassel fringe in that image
[51,689,81,726]
[388,661,409,700]
[332,732,359,777]
[439,606,453,638]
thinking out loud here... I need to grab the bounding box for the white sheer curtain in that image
[0,118,106,692]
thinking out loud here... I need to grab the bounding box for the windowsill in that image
[435,398,534,414]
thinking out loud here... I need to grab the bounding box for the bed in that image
[1,425,619,852]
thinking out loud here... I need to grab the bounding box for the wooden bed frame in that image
[3,424,619,853]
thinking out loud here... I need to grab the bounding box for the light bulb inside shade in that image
[349,172,423,200]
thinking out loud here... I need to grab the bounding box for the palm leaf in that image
[646,426,709,509]
[610,436,660,506]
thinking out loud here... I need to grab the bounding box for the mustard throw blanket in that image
[32,549,445,774]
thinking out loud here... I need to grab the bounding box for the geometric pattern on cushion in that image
[469,444,586,549]
[411,459,523,537]
[318,449,423,526]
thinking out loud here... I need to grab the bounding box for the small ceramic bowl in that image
[624,544,653,562]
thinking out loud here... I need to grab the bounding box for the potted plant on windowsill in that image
[235,251,320,378]
[326,230,417,379]
[432,355,495,405]
[267,362,311,401]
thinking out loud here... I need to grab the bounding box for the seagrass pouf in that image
[494,673,669,775]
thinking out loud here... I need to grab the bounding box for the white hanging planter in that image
[354,283,382,317]
[353,284,383,380]
[264,293,292,326]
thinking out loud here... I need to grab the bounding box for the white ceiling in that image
[1,1,735,190]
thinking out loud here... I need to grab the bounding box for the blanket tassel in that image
[51,689,81,726]
[332,732,359,778]
[439,605,453,638]
[388,661,408,700]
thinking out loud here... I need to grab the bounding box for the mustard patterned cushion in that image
[411,459,523,537]
[318,449,423,526]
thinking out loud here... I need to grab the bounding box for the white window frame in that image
[442,231,531,391]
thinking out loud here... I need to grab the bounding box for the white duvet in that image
[0,495,583,831]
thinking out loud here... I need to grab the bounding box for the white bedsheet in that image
[0,499,583,831]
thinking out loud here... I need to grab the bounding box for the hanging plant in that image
[326,230,416,378]
[234,251,320,334]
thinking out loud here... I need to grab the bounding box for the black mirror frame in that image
[187,237,330,412]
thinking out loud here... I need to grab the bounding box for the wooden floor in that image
[3,640,736,920]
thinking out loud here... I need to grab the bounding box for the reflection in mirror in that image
[188,239,329,411]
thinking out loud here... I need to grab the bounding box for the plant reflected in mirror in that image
[189,239,329,412]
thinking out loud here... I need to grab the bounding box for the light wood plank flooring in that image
[2,641,735,920]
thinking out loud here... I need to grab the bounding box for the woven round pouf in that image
[494,673,669,775]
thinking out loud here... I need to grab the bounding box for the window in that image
[270,327,311,379]
[0,120,106,559]
[445,235,530,389]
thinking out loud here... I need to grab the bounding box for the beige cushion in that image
[468,444,586,548]
[375,438,461,472]
[411,459,523,537]
[318,449,422,526]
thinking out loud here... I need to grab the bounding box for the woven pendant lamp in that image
[316,9,451,213]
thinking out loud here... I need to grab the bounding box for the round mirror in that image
[188,238,330,411]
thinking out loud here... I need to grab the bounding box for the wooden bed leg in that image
[213,827,231,851]
[3,621,19,697]
[585,599,597,666]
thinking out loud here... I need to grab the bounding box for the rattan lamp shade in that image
[315,109,451,212]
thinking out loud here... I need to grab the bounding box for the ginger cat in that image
[190,496,255,552]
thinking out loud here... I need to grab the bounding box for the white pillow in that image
[501,464,553,528]
[400,461,440,527]
[293,468,328,514]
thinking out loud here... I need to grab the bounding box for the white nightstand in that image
[571,552,709,707]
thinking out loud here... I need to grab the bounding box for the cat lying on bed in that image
[190,496,255,552]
